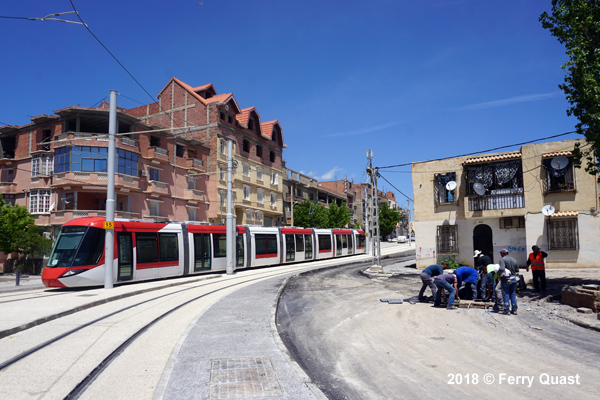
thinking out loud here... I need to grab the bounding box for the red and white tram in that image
[41,218,366,288]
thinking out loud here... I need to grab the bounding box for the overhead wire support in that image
[28,11,87,26]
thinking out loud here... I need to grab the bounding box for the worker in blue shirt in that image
[454,266,479,300]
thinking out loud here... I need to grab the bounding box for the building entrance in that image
[473,224,494,263]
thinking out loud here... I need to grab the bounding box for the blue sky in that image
[0,1,579,210]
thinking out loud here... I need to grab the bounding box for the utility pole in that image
[366,150,382,272]
[104,90,117,289]
[226,139,234,275]
[364,185,369,254]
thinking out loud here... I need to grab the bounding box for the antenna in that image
[445,181,457,191]
[473,182,486,196]
[542,205,555,216]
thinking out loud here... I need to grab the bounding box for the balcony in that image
[0,182,17,193]
[145,181,169,195]
[52,210,139,223]
[468,188,524,211]
[185,158,204,172]
[184,189,205,201]
[148,147,169,162]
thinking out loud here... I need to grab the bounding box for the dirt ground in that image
[277,261,600,400]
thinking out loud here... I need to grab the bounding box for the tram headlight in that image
[60,269,88,278]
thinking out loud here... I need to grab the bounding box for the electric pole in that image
[366,150,382,271]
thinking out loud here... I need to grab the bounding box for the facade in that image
[412,139,600,269]
[126,78,285,226]
[0,103,209,271]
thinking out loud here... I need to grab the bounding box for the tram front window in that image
[47,226,105,268]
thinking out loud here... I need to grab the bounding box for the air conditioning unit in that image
[140,170,149,177]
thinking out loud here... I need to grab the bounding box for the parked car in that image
[397,235,407,243]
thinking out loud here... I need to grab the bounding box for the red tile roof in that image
[463,151,521,165]
[542,151,572,158]
[549,211,579,218]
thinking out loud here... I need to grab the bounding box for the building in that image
[412,139,600,269]
[126,78,285,226]
[0,102,209,271]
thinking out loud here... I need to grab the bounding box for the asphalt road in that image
[277,261,600,400]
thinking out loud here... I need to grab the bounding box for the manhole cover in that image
[209,357,283,399]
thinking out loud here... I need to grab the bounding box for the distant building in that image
[411,139,600,269]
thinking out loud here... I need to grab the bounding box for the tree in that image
[0,199,52,273]
[378,203,403,239]
[292,201,329,228]
[327,202,351,229]
[540,1,600,178]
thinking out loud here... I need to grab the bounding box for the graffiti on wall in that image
[507,237,526,255]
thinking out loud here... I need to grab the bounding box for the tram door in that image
[117,232,133,281]
[193,233,211,271]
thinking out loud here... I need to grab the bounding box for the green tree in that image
[327,202,351,229]
[0,199,52,273]
[540,1,600,178]
[292,201,329,228]
[378,203,402,239]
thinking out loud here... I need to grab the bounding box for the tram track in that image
[0,252,395,400]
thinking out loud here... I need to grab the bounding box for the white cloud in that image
[319,167,344,181]
[447,92,561,111]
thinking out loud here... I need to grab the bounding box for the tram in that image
[41,217,367,288]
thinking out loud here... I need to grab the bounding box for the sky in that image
[0,0,580,211]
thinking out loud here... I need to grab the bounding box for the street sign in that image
[104,221,114,230]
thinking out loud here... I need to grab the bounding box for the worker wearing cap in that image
[498,248,519,315]
[418,262,447,302]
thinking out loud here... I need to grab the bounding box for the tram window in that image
[342,235,348,249]
[73,227,105,266]
[213,233,227,258]
[304,235,313,259]
[318,234,332,251]
[136,233,159,263]
[159,233,178,261]
[356,234,365,248]
[285,235,295,261]
[295,234,304,252]
[256,234,278,256]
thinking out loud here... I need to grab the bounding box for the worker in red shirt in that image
[526,245,548,292]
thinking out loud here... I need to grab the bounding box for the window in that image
[257,189,264,203]
[32,154,53,176]
[176,144,185,158]
[29,189,51,213]
[465,160,524,211]
[42,129,52,151]
[256,145,263,158]
[243,185,250,201]
[220,166,226,180]
[188,207,197,221]
[356,234,365,248]
[548,218,578,250]
[149,201,160,216]
[117,149,138,176]
[543,157,575,193]
[243,139,249,152]
[220,112,225,120]
[286,235,295,261]
[246,210,254,221]
[295,235,305,252]
[270,193,276,206]
[213,233,227,258]
[270,150,275,163]
[220,140,226,154]
[256,167,263,181]
[149,168,160,181]
[159,233,179,261]
[248,118,254,131]
[318,234,332,252]
[243,163,250,176]
[187,177,196,190]
[5,169,15,183]
[304,235,313,259]
[219,191,225,207]
[255,234,277,257]
[150,136,161,147]
[437,225,458,254]
[434,172,456,205]
[271,172,279,185]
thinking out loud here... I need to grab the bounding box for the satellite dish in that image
[550,156,569,170]
[48,202,56,212]
[62,194,74,204]
[445,181,457,191]
[473,182,486,196]
[542,205,555,216]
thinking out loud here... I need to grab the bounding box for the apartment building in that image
[126,78,285,226]
[0,103,209,270]
[412,139,600,269]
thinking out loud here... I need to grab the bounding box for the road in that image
[277,260,600,400]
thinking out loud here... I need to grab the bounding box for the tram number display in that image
[103,221,114,230]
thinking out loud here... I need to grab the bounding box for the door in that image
[117,232,133,281]
[473,224,494,263]
[193,233,211,271]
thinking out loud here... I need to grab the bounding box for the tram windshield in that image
[47,226,105,268]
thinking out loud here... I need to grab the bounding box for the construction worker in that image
[527,245,548,292]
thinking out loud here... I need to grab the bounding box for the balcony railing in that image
[468,188,524,211]
[53,210,139,221]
